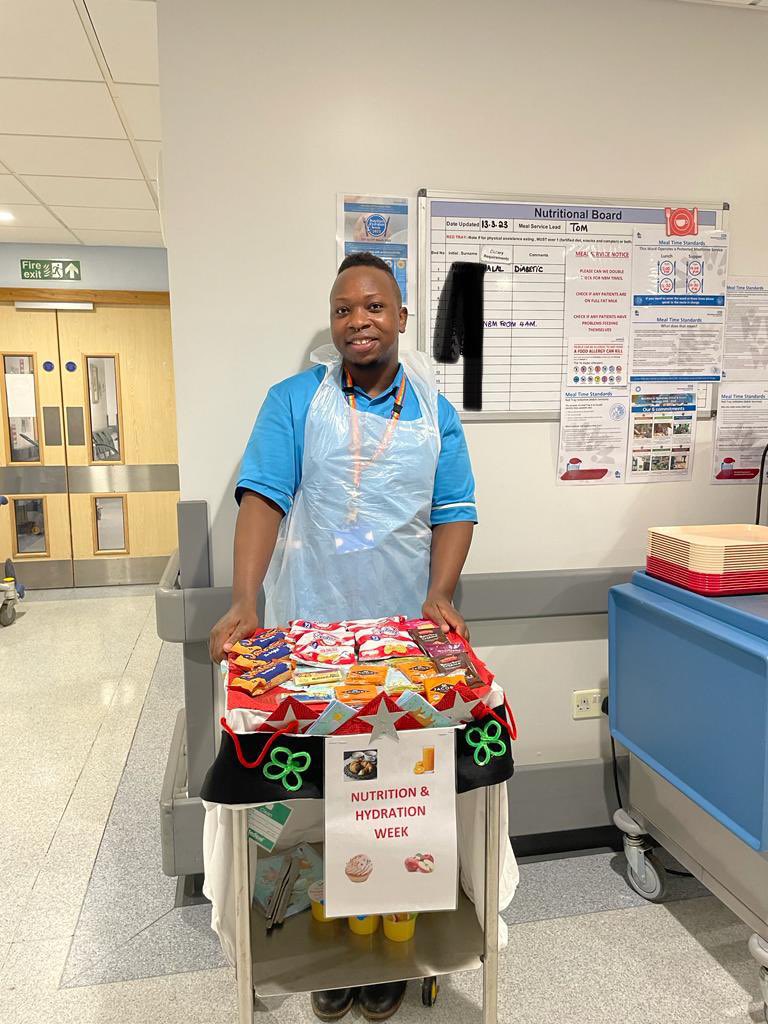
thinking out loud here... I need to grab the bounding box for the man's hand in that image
[422,590,470,640]
[209,603,261,664]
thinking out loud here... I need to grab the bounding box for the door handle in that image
[65,406,86,446]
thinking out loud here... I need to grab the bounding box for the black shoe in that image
[311,987,357,1022]
[359,981,407,1021]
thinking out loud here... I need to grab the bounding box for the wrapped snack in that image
[289,619,343,640]
[407,624,445,652]
[396,690,454,727]
[357,625,422,661]
[230,629,287,656]
[232,642,292,669]
[385,674,424,696]
[425,675,464,705]
[345,664,388,686]
[335,683,380,706]
[433,651,479,681]
[294,628,356,667]
[345,616,404,634]
[305,700,358,735]
[289,669,344,686]
[291,684,337,703]
[230,661,292,697]
[393,658,437,683]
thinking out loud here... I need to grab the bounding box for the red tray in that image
[646,555,768,595]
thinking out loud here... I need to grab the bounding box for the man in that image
[210,252,478,1021]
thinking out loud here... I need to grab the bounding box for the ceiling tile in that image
[118,85,161,141]
[85,0,159,84]
[0,175,38,204]
[0,80,125,139]
[0,203,62,228]
[21,176,156,209]
[75,228,164,247]
[0,1,101,80]
[52,207,160,231]
[0,225,79,244]
[135,139,161,178]
[0,137,141,178]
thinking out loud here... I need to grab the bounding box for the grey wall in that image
[0,242,168,290]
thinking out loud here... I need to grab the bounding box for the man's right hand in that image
[209,603,261,663]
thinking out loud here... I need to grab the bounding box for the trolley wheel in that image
[421,977,439,1007]
[0,602,16,626]
[626,852,667,902]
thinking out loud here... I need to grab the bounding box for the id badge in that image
[334,523,376,554]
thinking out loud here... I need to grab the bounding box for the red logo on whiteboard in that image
[665,207,698,236]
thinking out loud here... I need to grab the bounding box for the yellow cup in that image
[383,913,417,942]
[348,914,380,935]
[422,747,435,772]
[308,881,329,923]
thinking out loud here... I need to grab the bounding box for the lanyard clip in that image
[392,401,403,415]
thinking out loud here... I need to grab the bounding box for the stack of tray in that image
[646,524,768,595]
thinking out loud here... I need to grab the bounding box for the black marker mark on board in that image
[433,262,487,411]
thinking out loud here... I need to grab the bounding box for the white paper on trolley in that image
[723,277,768,381]
[629,227,728,382]
[557,389,629,484]
[712,388,768,483]
[323,729,457,917]
[627,382,697,482]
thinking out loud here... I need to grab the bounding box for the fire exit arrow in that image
[64,262,80,279]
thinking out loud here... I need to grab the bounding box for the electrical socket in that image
[572,688,606,720]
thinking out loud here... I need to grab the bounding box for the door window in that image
[86,356,121,462]
[3,355,40,463]
[12,497,47,555]
[94,495,127,552]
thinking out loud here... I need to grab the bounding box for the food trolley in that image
[201,722,511,1024]
[609,571,768,1019]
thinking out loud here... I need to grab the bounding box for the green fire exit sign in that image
[20,259,81,281]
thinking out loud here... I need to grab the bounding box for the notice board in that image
[417,190,728,421]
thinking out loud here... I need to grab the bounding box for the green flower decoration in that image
[262,746,311,792]
[465,720,507,767]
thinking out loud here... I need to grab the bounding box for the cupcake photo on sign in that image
[345,854,373,884]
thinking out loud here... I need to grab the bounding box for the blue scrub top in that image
[236,363,477,526]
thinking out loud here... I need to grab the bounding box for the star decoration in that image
[264,697,319,732]
[434,687,484,725]
[356,694,408,742]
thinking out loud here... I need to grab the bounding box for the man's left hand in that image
[422,591,470,640]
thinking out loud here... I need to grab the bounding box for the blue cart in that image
[609,572,768,1019]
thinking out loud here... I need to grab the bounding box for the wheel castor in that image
[0,602,16,626]
[421,977,439,1007]
[626,851,667,902]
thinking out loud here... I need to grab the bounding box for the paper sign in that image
[627,381,697,482]
[713,388,768,483]
[557,388,629,484]
[337,194,410,304]
[4,373,36,419]
[247,802,293,852]
[723,277,768,381]
[323,729,457,917]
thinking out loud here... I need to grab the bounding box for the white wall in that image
[158,0,768,766]
[0,242,168,290]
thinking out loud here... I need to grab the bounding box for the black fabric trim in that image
[201,710,513,805]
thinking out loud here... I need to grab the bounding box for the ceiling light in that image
[0,211,15,223]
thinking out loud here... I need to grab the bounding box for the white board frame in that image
[417,189,728,423]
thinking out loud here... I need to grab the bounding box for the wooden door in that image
[57,304,179,586]
[0,305,74,588]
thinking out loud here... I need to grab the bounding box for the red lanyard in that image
[343,368,407,491]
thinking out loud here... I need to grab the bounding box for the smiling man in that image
[209,251,478,1021]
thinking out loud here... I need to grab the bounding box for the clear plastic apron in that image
[264,345,441,625]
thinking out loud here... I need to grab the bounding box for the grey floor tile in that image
[24,584,157,602]
[504,848,708,926]
[60,642,184,983]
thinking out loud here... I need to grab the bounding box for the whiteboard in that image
[417,190,728,422]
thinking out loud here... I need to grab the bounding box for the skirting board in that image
[508,757,626,838]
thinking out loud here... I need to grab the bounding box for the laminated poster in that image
[337,194,410,304]
[712,388,768,483]
[557,388,629,485]
[630,228,728,382]
[627,382,697,483]
[323,729,457,917]
[723,277,768,381]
